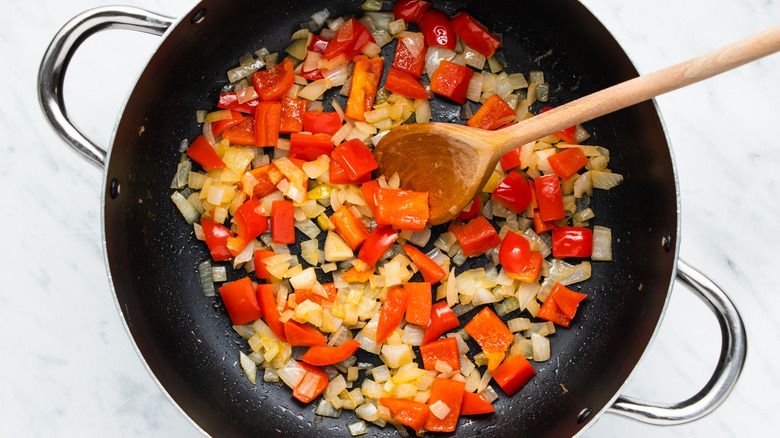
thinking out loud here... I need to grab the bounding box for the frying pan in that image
[38,0,746,436]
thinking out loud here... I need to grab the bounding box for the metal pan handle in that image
[607,259,747,424]
[37,6,174,169]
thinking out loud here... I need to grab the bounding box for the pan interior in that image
[103,0,678,436]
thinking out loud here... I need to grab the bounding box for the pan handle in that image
[37,6,174,169]
[606,259,747,425]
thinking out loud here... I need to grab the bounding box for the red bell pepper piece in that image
[300,56,325,81]
[380,397,430,432]
[403,244,446,284]
[460,392,495,415]
[404,281,432,327]
[301,111,343,135]
[270,200,295,244]
[449,12,502,58]
[536,293,571,327]
[257,283,287,341]
[491,170,532,214]
[289,133,334,161]
[374,188,429,231]
[430,60,474,104]
[186,136,225,171]
[253,249,275,280]
[499,230,531,275]
[284,321,327,347]
[295,283,339,312]
[424,377,466,432]
[393,33,426,78]
[550,283,587,320]
[547,147,589,180]
[384,67,430,100]
[309,35,329,54]
[345,55,384,121]
[532,209,556,234]
[292,362,329,403]
[211,110,245,136]
[332,138,379,180]
[217,92,258,114]
[417,9,457,50]
[457,196,482,221]
[466,94,516,130]
[279,97,306,134]
[243,163,278,198]
[201,218,233,261]
[300,339,361,366]
[422,300,460,345]
[491,354,535,396]
[330,206,370,251]
[507,250,543,283]
[500,147,522,171]
[323,19,375,62]
[340,266,375,283]
[359,179,381,214]
[534,174,565,222]
[233,198,269,241]
[357,225,399,267]
[450,216,501,257]
[254,101,282,147]
[376,286,409,344]
[464,307,513,354]
[552,227,593,258]
[218,277,263,325]
[392,0,432,23]
[222,116,256,146]
[540,107,578,143]
[251,58,295,101]
[419,337,461,372]
[329,159,372,185]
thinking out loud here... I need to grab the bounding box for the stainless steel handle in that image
[607,259,747,424]
[37,6,174,169]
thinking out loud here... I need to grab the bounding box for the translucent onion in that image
[592,225,613,261]
[198,260,215,297]
[322,63,350,86]
[298,78,334,100]
[239,351,258,384]
[315,398,343,418]
[413,99,431,123]
[591,171,624,190]
[171,191,200,224]
[425,46,456,78]
[401,323,426,346]
[277,358,308,389]
[466,74,484,102]
[531,333,551,362]
[429,400,451,420]
[347,421,368,436]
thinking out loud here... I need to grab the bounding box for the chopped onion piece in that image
[198,260,215,297]
[277,358,308,389]
[429,400,451,420]
[413,99,431,123]
[316,398,343,418]
[591,171,623,190]
[239,351,258,384]
[425,47,457,78]
[211,265,227,282]
[322,63,350,86]
[171,191,200,224]
[592,225,613,261]
[311,8,330,28]
[347,421,368,436]
[531,333,551,362]
[401,323,426,346]
[263,367,280,383]
[290,267,317,290]
[482,385,499,403]
[298,78,334,100]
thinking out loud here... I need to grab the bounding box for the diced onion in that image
[316,398,343,418]
[425,47,456,78]
[591,171,623,190]
[239,351,258,384]
[466,74,484,102]
[198,260,215,297]
[531,333,551,362]
[171,191,200,224]
[322,64,350,86]
[401,324,426,346]
[347,421,368,436]
[298,78,334,100]
[413,99,431,123]
[429,400,451,420]
[277,358,308,389]
[592,225,613,261]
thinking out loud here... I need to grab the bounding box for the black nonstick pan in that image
[38,0,746,436]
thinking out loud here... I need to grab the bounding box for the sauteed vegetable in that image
[169,0,622,435]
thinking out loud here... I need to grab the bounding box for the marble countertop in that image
[3,0,777,436]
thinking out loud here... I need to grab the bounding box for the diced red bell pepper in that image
[491,354,535,396]
[419,337,460,372]
[309,35,329,54]
[301,111,343,136]
[376,286,409,344]
[374,188,429,232]
[284,321,327,347]
[323,19,375,62]
[460,392,495,415]
[329,159,372,185]
[449,12,501,58]
[404,282,432,327]
[300,55,325,81]
[552,227,593,258]
[295,283,339,312]
[234,198,269,241]
[403,244,447,284]
[345,55,384,121]
[292,362,329,403]
[244,163,279,198]
[251,58,295,101]
[551,283,587,320]
[217,92,259,114]
[211,110,245,136]
[393,33,426,79]
[534,174,565,222]
[289,133,334,161]
[392,0,432,23]
[340,266,375,283]
[270,200,295,244]
[464,307,513,357]
[332,138,379,180]
[466,94,516,130]
[417,9,456,50]
[422,300,460,345]
[279,97,306,134]
[201,218,233,261]
[330,206,370,251]
[499,230,531,274]
[384,67,430,100]
[500,147,522,171]
[186,136,225,171]
[491,170,532,214]
[540,107,578,143]
[257,283,287,341]
[430,60,474,104]
[359,179,381,215]
[254,101,282,147]
[300,339,361,366]
[457,196,482,221]
[218,277,263,325]
[357,225,399,267]
[450,216,501,257]
[222,116,256,146]
[536,293,571,328]
[380,397,430,432]
[548,147,589,180]
[253,249,275,280]
[424,377,466,432]
[507,250,543,283]
[532,209,556,234]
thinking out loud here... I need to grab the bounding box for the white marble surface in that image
[2,0,778,436]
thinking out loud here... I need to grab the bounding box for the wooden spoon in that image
[374,25,780,225]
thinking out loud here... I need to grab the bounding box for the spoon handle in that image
[497,24,780,153]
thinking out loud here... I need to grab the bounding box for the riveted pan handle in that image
[38,6,174,168]
[607,259,747,424]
